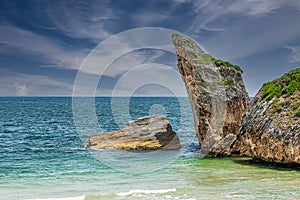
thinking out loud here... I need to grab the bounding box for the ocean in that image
[1,97,300,200]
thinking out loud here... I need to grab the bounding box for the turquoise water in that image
[0,97,300,200]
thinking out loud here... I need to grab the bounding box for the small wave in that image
[116,188,176,196]
[3,123,18,126]
[23,196,85,200]
[3,129,14,133]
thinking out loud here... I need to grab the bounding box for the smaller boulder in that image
[88,115,180,150]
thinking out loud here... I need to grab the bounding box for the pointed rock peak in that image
[172,33,249,157]
[172,33,206,61]
[172,33,243,73]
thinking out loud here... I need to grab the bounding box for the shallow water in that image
[0,97,299,200]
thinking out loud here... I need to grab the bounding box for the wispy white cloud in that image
[0,24,87,70]
[172,0,300,97]
[204,9,300,60]
[97,63,187,96]
[1,0,300,97]
[217,0,281,16]
[77,27,177,77]
[103,51,147,77]
[104,49,170,77]
[0,0,118,74]
[186,0,300,35]
[178,1,300,60]
[131,11,169,26]
[286,45,300,63]
[0,71,74,96]
[14,83,28,96]
[46,0,115,42]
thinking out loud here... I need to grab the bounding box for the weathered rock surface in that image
[234,68,300,164]
[172,34,249,157]
[88,115,180,150]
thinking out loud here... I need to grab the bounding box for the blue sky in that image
[1,0,300,96]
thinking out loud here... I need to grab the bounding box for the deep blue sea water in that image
[1,97,300,200]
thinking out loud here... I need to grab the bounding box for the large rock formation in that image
[172,34,249,157]
[234,68,300,164]
[88,115,180,150]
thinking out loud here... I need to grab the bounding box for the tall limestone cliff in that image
[234,68,300,164]
[172,34,249,157]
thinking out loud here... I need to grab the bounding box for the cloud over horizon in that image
[0,0,300,97]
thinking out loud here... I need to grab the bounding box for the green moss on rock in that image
[196,53,243,73]
[291,102,300,110]
[172,33,244,73]
[211,57,243,73]
[172,34,181,45]
[196,53,212,64]
[224,78,235,85]
[261,68,300,102]
[272,105,283,114]
[189,54,196,60]
[296,110,300,117]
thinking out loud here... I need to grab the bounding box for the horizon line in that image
[0,95,190,98]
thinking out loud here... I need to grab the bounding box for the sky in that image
[1,0,300,97]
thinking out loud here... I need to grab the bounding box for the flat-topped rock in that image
[88,115,180,150]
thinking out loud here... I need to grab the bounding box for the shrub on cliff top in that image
[261,68,300,102]
[172,33,244,73]
[212,57,243,73]
[196,54,243,73]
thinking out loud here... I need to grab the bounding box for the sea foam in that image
[116,188,176,196]
[23,196,86,200]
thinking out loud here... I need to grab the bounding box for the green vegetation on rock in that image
[208,81,218,91]
[212,57,243,73]
[172,34,181,45]
[196,53,213,64]
[272,105,283,114]
[172,34,243,73]
[260,68,300,116]
[224,78,235,85]
[291,102,300,110]
[296,110,300,117]
[261,68,300,102]
[187,38,196,46]
[196,53,243,73]
[189,54,196,60]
